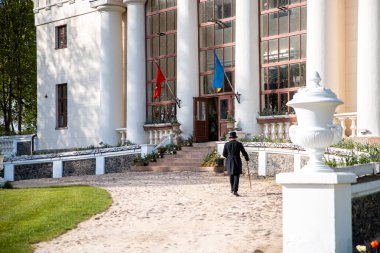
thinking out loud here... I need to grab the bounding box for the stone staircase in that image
[131,142,217,172]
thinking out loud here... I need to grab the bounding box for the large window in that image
[260,0,307,115]
[57,83,67,128]
[198,0,236,96]
[55,25,67,49]
[146,0,177,124]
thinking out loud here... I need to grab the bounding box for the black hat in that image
[229,131,237,139]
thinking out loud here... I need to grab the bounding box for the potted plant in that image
[171,118,181,133]
[157,146,167,158]
[226,112,235,132]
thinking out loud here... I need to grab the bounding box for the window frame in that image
[55,25,67,49]
[259,0,307,115]
[146,0,177,124]
[198,0,236,96]
[56,83,68,129]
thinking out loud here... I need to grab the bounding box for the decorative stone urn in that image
[287,72,343,172]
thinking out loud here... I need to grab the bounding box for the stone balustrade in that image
[144,124,175,145]
[0,135,36,158]
[257,113,357,140]
[115,128,128,145]
[257,115,297,141]
[333,112,357,138]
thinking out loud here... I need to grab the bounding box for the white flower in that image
[356,245,366,253]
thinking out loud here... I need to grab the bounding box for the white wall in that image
[36,2,101,150]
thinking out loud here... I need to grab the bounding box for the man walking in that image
[223,131,249,196]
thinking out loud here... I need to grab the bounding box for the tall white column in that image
[235,0,260,135]
[357,0,380,137]
[97,4,125,146]
[124,0,147,144]
[176,0,199,138]
[306,0,345,101]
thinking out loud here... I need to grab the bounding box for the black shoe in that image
[233,192,240,197]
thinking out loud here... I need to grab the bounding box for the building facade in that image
[33,0,380,150]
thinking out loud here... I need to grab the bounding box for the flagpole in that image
[223,72,241,103]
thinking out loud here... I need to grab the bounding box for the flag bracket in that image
[235,92,241,104]
[175,97,181,108]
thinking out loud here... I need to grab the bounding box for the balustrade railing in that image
[256,112,357,140]
[144,123,175,145]
[0,135,36,157]
[257,115,297,141]
[333,112,357,138]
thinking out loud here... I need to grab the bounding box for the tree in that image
[0,0,36,135]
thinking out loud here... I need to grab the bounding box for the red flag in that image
[153,63,166,100]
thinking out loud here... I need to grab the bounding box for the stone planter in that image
[226,121,235,132]
[172,123,181,134]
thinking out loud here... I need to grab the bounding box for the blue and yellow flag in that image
[213,50,224,92]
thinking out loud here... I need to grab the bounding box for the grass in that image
[0,185,112,253]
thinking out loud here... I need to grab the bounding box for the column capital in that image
[96,4,125,13]
[90,0,125,9]
[123,0,146,6]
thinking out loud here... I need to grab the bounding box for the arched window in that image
[146,0,177,124]
[259,0,307,115]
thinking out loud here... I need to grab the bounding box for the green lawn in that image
[0,185,112,253]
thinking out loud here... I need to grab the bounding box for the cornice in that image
[123,0,146,6]
[90,0,124,8]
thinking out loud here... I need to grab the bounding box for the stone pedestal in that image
[277,172,356,253]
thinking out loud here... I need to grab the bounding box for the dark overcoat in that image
[222,140,249,175]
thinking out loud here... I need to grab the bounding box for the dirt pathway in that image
[13,171,283,253]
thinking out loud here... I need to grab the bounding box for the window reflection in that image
[145,0,177,123]
[259,0,306,115]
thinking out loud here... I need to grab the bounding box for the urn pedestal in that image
[276,73,356,253]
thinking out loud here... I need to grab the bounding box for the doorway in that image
[193,94,234,142]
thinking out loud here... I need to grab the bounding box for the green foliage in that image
[179,135,193,147]
[324,158,338,168]
[201,149,222,167]
[0,185,112,253]
[332,139,357,150]
[165,144,179,154]
[157,146,167,155]
[325,139,380,167]
[239,134,291,143]
[0,0,37,135]
[133,155,149,166]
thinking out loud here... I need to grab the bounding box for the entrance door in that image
[193,97,209,142]
[218,95,234,139]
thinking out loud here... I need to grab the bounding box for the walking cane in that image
[246,161,252,189]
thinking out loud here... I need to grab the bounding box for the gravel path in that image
[13,171,283,253]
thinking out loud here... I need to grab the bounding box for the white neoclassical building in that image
[33,0,380,150]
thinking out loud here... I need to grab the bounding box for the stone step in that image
[154,161,202,166]
[130,166,215,173]
[192,142,218,148]
[155,157,202,164]
[180,146,215,152]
